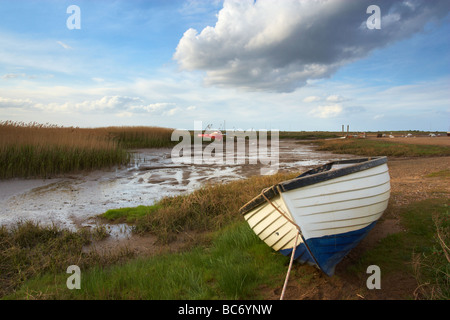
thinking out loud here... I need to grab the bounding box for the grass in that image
[0,221,131,297]
[0,121,176,179]
[426,169,450,178]
[2,181,449,300]
[106,126,177,149]
[278,131,341,140]
[313,138,450,157]
[107,171,299,243]
[5,222,289,300]
[6,196,448,300]
[348,197,449,299]
[100,204,162,224]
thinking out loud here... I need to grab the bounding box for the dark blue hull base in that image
[279,221,377,276]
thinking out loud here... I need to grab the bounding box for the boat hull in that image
[241,157,390,276]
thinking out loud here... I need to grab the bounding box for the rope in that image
[259,186,320,299]
[280,230,300,300]
[260,187,301,233]
[259,187,302,300]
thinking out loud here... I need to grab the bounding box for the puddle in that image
[0,140,356,237]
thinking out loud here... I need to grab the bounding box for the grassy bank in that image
[3,171,300,299]
[3,169,448,299]
[5,222,289,300]
[0,121,176,179]
[0,221,131,297]
[101,171,299,243]
[4,194,448,300]
[313,138,450,157]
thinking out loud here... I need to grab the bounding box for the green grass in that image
[100,204,162,224]
[314,139,450,157]
[426,169,450,178]
[0,221,130,297]
[5,222,289,300]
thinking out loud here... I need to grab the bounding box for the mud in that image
[0,140,356,237]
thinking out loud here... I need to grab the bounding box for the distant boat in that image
[240,157,390,276]
[198,131,223,141]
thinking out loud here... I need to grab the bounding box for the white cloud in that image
[56,41,73,50]
[308,104,343,119]
[326,95,346,102]
[174,0,450,92]
[0,97,33,108]
[116,111,133,118]
[2,73,24,80]
[303,96,321,103]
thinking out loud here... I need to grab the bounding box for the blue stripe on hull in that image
[279,221,377,276]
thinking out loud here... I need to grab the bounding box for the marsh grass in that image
[412,203,449,300]
[314,139,450,157]
[0,221,131,297]
[117,172,299,243]
[278,131,341,140]
[349,197,449,299]
[4,176,449,299]
[100,204,162,224]
[0,121,176,179]
[6,221,288,300]
[106,126,176,149]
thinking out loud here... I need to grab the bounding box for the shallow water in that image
[0,141,355,238]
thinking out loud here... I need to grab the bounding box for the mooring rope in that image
[259,187,302,300]
[280,230,300,300]
[260,187,301,233]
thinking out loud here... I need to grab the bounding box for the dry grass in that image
[0,121,175,179]
[105,126,175,149]
[132,171,300,243]
[314,138,450,157]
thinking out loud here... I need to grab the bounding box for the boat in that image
[240,157,391,276]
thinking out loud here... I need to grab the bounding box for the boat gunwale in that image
[239,156,388,216]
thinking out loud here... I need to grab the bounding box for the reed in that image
[106,126,176,149]
[0,121,176,179]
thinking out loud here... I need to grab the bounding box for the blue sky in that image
[0,0,449,131]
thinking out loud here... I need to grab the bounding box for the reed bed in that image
[0,121,175,179]
[106,126,176,149]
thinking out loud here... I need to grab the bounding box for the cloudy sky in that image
[0,0,449,131]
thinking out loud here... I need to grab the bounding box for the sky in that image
[0,0,449,132]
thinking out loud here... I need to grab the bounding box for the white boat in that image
[240,157,391,276]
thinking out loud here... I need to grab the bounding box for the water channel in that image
[0,140,356,239]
